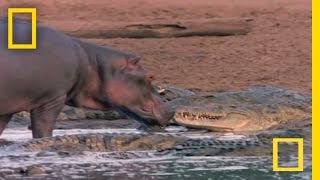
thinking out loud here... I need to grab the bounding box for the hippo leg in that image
[30,96,66,138]
[0,114,12,136]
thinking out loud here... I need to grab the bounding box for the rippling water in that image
[0,128,312,180]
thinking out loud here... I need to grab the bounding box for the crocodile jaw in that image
[173,107,250,132]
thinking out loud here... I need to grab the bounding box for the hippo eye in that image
[128,55,140,65]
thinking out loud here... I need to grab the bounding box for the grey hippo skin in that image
[0,18,171,138]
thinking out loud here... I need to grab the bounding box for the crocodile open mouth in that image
[173,107,250,132]
[175,111,224,121]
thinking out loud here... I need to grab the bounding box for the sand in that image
[1,0,311,93]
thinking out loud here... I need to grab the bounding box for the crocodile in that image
[170,87,311,132]
[17,132,269,158]
[7,127,308,159]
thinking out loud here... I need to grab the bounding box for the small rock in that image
[0,168,15,176]
[28,166,46,176]
[21,166,47,176]
[36,151,58,157]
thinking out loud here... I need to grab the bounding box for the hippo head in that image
[93,54,171,127]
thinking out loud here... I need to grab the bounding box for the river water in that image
[0,128,312,180]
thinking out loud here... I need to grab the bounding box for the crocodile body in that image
[19,133,268,158]
[17,128,308,158]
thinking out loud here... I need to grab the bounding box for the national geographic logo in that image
[273,138,304,172]
[7,8,37,49]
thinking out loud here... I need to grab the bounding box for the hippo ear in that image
[127,56,140,66]
[125,56,141,70]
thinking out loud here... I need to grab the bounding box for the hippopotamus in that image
[0,18,170,138]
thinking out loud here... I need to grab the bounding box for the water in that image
[0,128,312,180]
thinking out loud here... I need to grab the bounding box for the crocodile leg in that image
[0,114,12,136]
[30,96,66,138]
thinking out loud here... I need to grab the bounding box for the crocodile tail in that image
[155,139,269,157]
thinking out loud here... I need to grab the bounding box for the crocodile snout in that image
[173,107,250,132]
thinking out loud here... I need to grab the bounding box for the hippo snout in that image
[152,102,174,127]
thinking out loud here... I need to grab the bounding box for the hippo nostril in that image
[147,74,155,82]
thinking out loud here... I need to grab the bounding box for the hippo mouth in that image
[116,106,165,127]
[173,108,250,132]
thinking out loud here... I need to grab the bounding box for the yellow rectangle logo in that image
[7,8,37,49]
[273,138,304,172]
